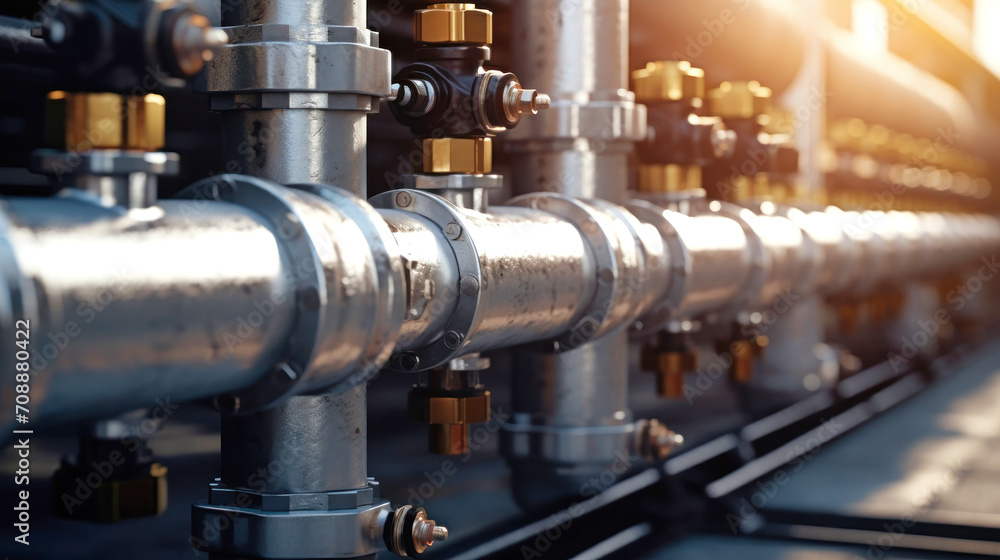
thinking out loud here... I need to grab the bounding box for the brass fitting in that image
[764,108,795,135]
[634,419,684,461]
[631,61,705,103]
[170,12,229,76]
[638,164,702,194]
[46,91,166,152]
[386,505,449,556]
[409,366,491,455]
[657,351,698,399]
[414,3,492,45]
[727,335,768,383]
[52,462,168,521]
[423,137,492,174]
[408,393,491,425]
[708,80,772,120]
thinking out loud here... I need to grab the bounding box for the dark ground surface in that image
[1,342,998,559]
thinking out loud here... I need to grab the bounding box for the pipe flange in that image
[291,183,407,392]
[370,189,482,372]
[177,175,403,412]
[587,198,666,327]
[208,479,379,511]
[750,200,823,295]
[626,200,692,334]
[707,201,768,318]
[192,499,391,558]
[507,193,628,350]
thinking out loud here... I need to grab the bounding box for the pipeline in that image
[4,178,999,429]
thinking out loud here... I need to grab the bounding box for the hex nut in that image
[708,80,772,120]
[631,60,705,103]
[46,91,166,151]
[408,393,491,425]
[414,3,493,45]
[52,462,168,521]
[423,137,492,174]
[638,163,702,193]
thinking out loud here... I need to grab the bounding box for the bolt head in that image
[397,353,419,371]
[460,275,480,295]
[395,191,413,207]
[444,331,464,349]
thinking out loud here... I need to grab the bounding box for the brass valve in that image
[393,2,548,178]
[725,335,768,383]
[414,3,493,45]
[642,348,698,399]
[632,61,705,104]
[46,91,166,152]
[408,364,491,455]
[640,333,699,399]
[708,80,772,121]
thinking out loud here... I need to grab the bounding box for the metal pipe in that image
[221,386,368,493]
[503,0,647,512]
[207,0,390,196]
[4,183,999,430]
[0,194,297,431]
[370,189,670,371]
[382,205,600,354]
[506,334,632,511]
[507,0,645,201]
[194,0,394,555]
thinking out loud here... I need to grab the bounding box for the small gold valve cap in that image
[46,91,166,152]
[638,164,702,194]
[632,61,705,103]
[708,80,772,120]
[423,137,492,174]
[409,390,490,455]
[414,3,492,45]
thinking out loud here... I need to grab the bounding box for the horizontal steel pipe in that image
[0,176,406,429]
[3,176,1000,427]
[372,189,670,370]
[0,193,297,429]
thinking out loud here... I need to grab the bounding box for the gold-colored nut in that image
[764,108,795,135]
[423,137,492,174]
[46,91,165,152]
[708,80,772,120]
[429,423,469,455]
[729,342,755,383]
[408,393,491,425]
[52,463,168,521]
[865,123,891,155]
[631,61,705,102]
[828,118,867,151]
[414,3,492,45]
[655,351,698,399]
[638,164,702,193]
[891,131,916,161]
